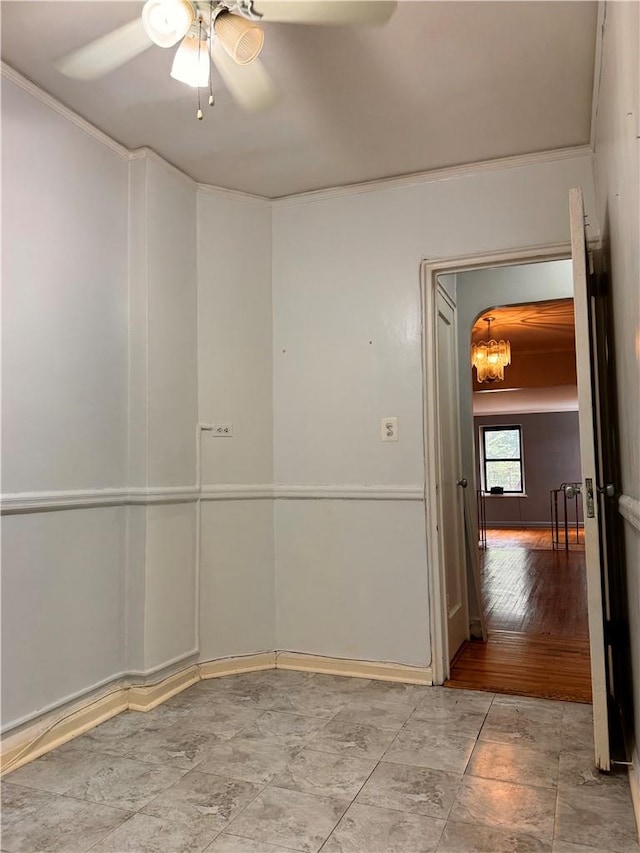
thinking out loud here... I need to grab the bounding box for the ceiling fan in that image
[56,0,397,115]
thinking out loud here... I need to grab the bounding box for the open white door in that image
[570,186,611,771]
[435,285,469,666]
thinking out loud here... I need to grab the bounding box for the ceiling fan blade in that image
[211,41,277,111]
[250,0,397,25]
[56,18,152,80]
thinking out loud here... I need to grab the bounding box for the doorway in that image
[447,295,591,703]
[423,192,628,771]
[422,248,598,694]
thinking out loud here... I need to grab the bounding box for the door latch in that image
[585,477,595,518]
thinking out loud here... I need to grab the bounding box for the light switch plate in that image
[381,417,398,441]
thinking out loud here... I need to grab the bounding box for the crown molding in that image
[3,61,596,211]
[196,182,271,207]
[271,145,595,208]
[0,63,246,196]
[1,62,130,160]
[130,147,196,190]
[590,2,607,152]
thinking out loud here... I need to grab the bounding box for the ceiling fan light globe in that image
[171,34,210,87]
[142,0,195,48]
[214,12,264,65]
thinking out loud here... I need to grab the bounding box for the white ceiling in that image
[1,1,598,197]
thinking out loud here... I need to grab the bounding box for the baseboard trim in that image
[630,745,640,842]
[1,650,432,776]
[128,666,200,712]
[199,652,277,680]
[275,651,433,685]
[1,689,128,776]
[485,522,555,529]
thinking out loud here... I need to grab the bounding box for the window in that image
[480,425,524,494]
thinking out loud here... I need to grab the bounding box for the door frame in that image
[434,282,470,667]
[420,241,575,684]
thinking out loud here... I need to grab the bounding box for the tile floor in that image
[2,670,638,853]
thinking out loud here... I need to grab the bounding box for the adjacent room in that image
[1,1,639,852]
[446,280,592,702]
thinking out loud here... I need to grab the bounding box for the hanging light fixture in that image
[471,316,511,383]
[166,4,264,120]
[214,11,264,65]
[171,30,210,88]
[142,0,195,47]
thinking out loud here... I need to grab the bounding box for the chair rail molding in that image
[2,483,426,513]
[1,486,200,514]
[619,494,640,533]
[200,484,425,501]
[272,484,424,501]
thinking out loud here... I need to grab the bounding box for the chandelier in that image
[471,316,511,383]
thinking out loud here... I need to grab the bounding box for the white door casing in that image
[435,286,469,664]
[421,243,572,684]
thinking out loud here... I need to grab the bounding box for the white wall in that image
[272,155,597,669]
[593,0,640,787]
[1,510,126,727]
[1,78,129,728]
[1,83,200,728]
[127,155,199,674]
[276,500,430,666]
[3,63,615,730]
[196,190,275,660]
[1,80,129,494]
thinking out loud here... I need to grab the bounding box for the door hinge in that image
[604,618,628,646]
[598,483,616,498]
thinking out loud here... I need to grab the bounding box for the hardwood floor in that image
[446,528,592,703]
[447,632,592,703]
[482,546,589,638]
[485,527,585,550]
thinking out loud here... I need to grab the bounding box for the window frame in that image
[480,424,525,495]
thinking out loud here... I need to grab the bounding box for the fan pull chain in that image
[208,1,215,106]
[196,18,204,119]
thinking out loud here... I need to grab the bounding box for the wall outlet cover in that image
[381,417,398,441]
[212,423,233,437]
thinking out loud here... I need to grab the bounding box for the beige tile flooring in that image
[1,670,638,853]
